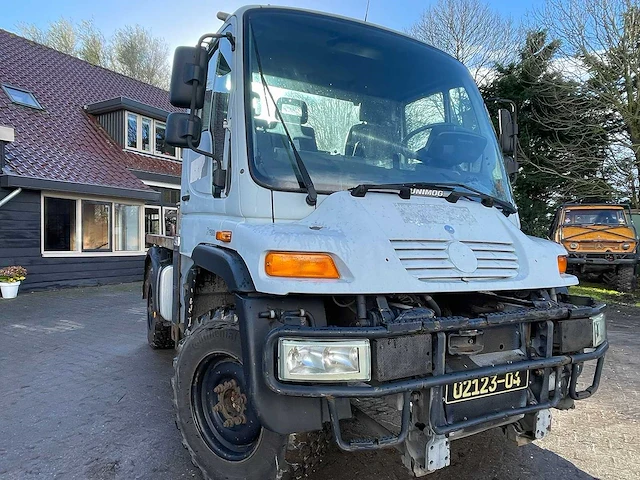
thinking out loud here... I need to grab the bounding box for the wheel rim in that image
[191,353,262,461]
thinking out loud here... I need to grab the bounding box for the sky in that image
[0,0,544,54]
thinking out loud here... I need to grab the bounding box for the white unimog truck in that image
[144,6,608,479]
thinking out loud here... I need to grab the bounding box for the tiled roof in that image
[0,29,182,193]
[123,151,182,178]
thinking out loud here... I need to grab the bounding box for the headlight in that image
[622,242,631,250]
[278,339,371,382]
[570,242,578,250]
[590,313,606,347]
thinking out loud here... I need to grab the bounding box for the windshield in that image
[563,209,628,226]
[244,9,514,205]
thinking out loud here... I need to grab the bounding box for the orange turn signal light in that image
[216,231,232,243]
[558,255,567,274]
[265,252,340,279]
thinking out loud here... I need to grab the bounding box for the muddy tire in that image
[616,265,637,292]
[172,319,329,480]
[146,285,173,349]
[172,321,286,480]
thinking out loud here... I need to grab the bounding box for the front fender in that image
[144,246,173,316]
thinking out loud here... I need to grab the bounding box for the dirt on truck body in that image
[551,203,638,291]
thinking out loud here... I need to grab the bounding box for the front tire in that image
[172,320,289,480]
[615,265,637,292]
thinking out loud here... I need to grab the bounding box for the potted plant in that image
[0,266,27,299]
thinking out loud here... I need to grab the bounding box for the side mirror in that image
[166,112,202,148]
[498,108,517,155]
[504,155,519,176]
[169,46,208,109]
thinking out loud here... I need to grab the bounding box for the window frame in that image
[124,111,181,160]
[2,84,43,110]
[41,192,145,257]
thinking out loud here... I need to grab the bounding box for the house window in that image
[125,112,180,160]
[82,201,111,251]
[144,185,180,240]
[43,194,144,255]
[44,197,76,251]
[164,207,178,236]
[155,122,176,157]
[115,204,141,251]
[127,113,138,148]
[145,206,161,235]
[2,84,43,109]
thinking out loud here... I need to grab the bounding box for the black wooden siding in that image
[0,188,144,291]
[96,111,125,147]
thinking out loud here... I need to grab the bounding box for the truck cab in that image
[551,203,638,291]
[144,7,608,480]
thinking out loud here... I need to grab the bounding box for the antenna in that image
[364,0,370,21]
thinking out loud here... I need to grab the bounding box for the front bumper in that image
[254,302,607,451]
[567,253,637,265]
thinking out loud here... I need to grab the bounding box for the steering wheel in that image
[400,123,466,182]
[401,122,457,149]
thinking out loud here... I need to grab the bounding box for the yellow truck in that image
[551,203,638,291]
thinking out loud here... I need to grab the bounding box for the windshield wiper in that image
[350,183,411,199]
[350,182,517,216]
[250,23,317,206]
[434,183,518,216]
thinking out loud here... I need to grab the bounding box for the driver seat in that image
[345,103,399,161]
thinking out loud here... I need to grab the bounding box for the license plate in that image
[445,370,529,404]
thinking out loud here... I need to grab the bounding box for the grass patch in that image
[570,282,640,306]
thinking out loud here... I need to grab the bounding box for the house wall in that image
[0,188,144,291]
[96,111,125,146]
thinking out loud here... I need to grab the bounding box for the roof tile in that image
[0,29,182,192]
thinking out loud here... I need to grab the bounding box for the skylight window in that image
[2,85,43,109]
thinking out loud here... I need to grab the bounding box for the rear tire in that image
[146,285,174,349]
[615,265,637,292]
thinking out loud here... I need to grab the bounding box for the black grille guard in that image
[262,307,608,450]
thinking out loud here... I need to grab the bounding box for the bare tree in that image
[539,0,640,205]
[408,0,519,84]
[110,25,170,90]
[19,18,170,89]
[78,20,107,66]
[20,18,78,56]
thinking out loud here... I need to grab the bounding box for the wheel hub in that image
[213,379,248,428]
[192,355,262,461]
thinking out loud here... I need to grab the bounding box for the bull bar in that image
[262,304,608,451]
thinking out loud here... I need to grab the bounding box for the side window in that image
[404,92,445,151]
[449,87,478,130]
[191,31,233,197]
[202,35,233,160]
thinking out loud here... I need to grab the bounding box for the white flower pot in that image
[0,281,20,299]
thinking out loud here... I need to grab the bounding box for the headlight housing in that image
[278,339,371,382]
[558,255,568,274]
[265,252,340,279]
[622,242,631,250]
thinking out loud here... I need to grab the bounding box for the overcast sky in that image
[2,0,543,53]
